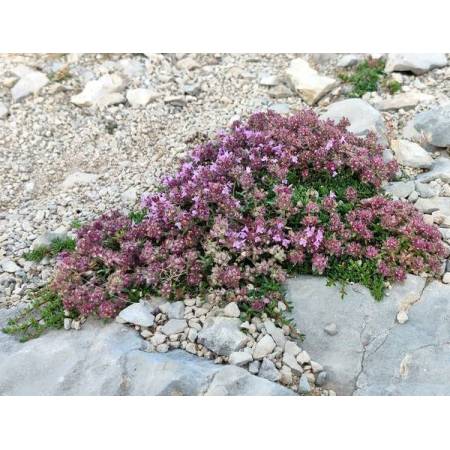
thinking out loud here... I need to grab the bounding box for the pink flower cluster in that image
[52,110,447,318]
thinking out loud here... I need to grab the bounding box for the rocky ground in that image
[1,53,450,395]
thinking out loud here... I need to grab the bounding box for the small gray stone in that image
[223,302,240,318]
[63,318,72,330]
[282,352,303,375]
[71,74,125,107]
[182,84,201,96]
[258,358,281,382]
[156,343,169,353]
[315,371,328,387]
[286,58,338,105]
[263,319,286,348]
[126,88,158,107]
[259,74,279,86]
[159,301,185,319]
[229,351,253,366]
[160,319,187,336]
[324,322,338,336]
[391,139,432,169]
[0,259,21,273]
[197,317,248,356]
[298,374,312,394]
[284,340,301,356]
[253,334,276,360]
[11,70,49,101]
[248,360,261,374]
[118,301,155,327]
[268,84,293,99]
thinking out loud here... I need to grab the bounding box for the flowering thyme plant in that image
[52,110,447,321]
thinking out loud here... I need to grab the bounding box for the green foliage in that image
[24,237,76,262]
[339,57,403,98]
[2,288,69,342]
[339,58,385,97]
[326,257,386,301]
[70,218,83,229]
[384,78,402,95]
[128,209,147,224]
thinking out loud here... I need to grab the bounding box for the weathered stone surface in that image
[416,157,450,184]
[391,139,433,169]
[286,58,337,105]
[118,301,155,327]
[355,281,450,395]
[374,92,433,112]
[197,317,248,356]
[385,54,447,75]
[0,311,293,395]
[411,105,450,148]
[320,99,387,145]
[286,274,426,395]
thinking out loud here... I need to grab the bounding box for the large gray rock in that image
[197,316,248,356]
[355,281,450,395]
[410,105,450,148]
[385,53,447,75]
[320,99,387,145]
[0,311,293,396]
[286,274,426,395]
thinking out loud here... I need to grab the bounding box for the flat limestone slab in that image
[0,310,293,396]
[286,274,426,395]
[355,281,450,395]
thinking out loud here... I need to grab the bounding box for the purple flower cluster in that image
[52,110,447,318]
